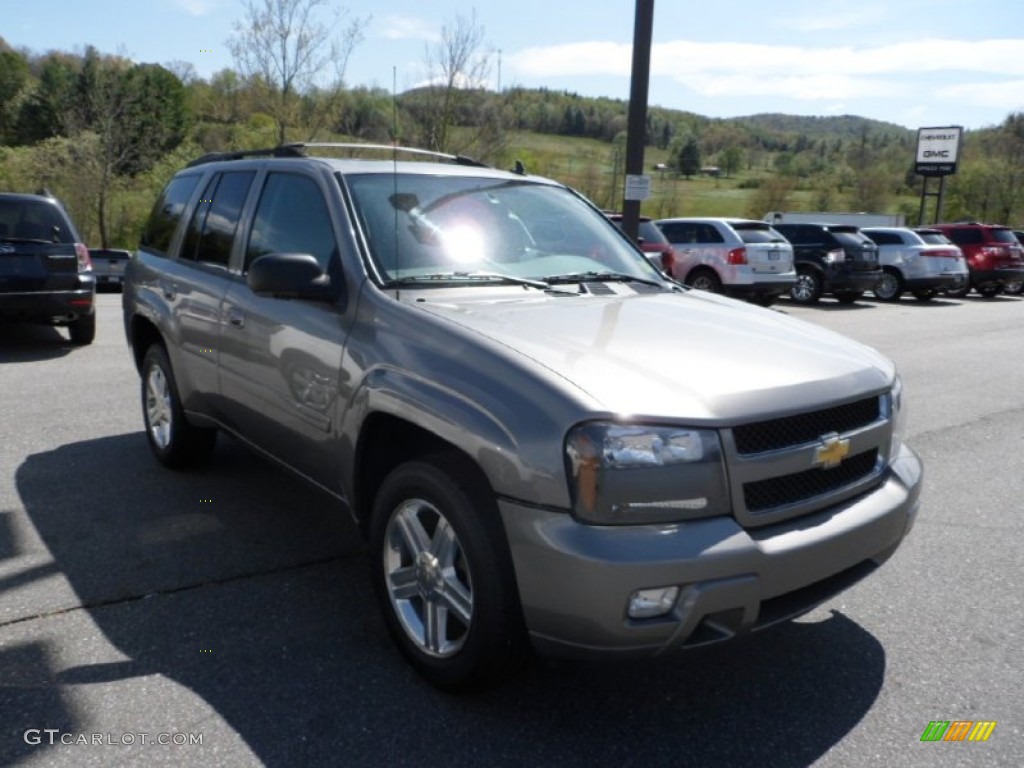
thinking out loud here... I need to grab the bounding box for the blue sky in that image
[4,0,1023,130]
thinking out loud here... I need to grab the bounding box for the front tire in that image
[141,345,216,469]
[1002,280,1023,296]
[369,454,527,692]
[834,290,863,305]
[977,285,1002,298]
[912,289,936,301]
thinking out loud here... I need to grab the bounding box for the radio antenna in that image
[392,65,400,300]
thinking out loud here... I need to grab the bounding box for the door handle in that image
[161,280,177,301]
[226,307,245,328]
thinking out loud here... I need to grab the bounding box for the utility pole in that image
[621,0,654,243]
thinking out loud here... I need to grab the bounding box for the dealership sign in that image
[915,126,963,176]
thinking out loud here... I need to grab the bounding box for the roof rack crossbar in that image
[287,142,490,168]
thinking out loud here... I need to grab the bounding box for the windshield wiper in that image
[544,271,666,289]
[386,271,550,289]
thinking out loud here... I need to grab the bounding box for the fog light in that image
[627,586,679,619]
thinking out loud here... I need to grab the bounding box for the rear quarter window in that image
[140,174,202,256]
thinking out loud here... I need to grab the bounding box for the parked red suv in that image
[933,223,1024,298]
[606,213,676,275]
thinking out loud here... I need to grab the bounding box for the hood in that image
[408,287,894,423]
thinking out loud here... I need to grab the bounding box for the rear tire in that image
[977,285,1002,298]
[912,289,937,302]
[68,313,96,345]
[141,345,217,469]
[790,267,823,305]
[872,269,903,301]
[686,269,723,294]
[369,454,528,692]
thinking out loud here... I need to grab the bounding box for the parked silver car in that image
[123,145,922,691]
[862,227,968,301]
[654,217,796,306]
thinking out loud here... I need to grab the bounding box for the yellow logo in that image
[814,433,850,469]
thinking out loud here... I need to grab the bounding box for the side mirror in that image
[247,253,335,301]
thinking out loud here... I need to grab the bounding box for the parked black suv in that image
[0,192,96,343]
[773,223,882,305]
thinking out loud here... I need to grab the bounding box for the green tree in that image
[227,0,367,144]
[677,137,700,179]
[0,48,29,143]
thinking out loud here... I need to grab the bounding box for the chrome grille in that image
[732,396,880,455]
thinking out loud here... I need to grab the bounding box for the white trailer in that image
[764,211,905,228]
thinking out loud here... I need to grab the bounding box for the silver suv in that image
[862,227,968,301]
[654,217,796,306]
[122,144,922,691]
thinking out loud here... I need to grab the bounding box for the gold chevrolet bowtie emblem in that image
[814,433,850,469]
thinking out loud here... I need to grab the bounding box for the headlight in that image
[564,423,729,524]
[886,376,908,463]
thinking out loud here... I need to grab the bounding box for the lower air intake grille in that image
[744,449,878,513]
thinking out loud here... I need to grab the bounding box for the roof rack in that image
[186,142,491,169]
[185,145,306,167]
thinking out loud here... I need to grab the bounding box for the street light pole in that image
[621,0,654,243]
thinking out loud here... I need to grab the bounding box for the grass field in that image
[501,130,916,221]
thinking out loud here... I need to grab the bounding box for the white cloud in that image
[380,15,440,42]
[937,80,1024,110]
[784,4,886,32]
[174,0,210,15]
[509,39,1024,79]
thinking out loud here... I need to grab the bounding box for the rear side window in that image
[245,173,337,272]
[141,174,202,256]
[659,222,723,244]
[989,228,1018,244]
[864,231,901,246]
[180,171,255,267]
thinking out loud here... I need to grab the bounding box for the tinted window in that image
[660,222,723,244]
[181,171,255,267]
[246,173,337,272]
[0,199,75,243]
[832,231,875,249]
[141,174,202,256]
[637,221,669,245]
[864,231,901,246]
[945,228,982,245]
[775,225,816,245]
[990,228,1018,244]
[917,230,952,245]
[733,222,783,244]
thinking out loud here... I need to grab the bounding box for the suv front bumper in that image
[500,444,922,658]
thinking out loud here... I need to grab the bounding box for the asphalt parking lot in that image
[1,291,1021,767]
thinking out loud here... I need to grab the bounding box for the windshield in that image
[344,173,663,285]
